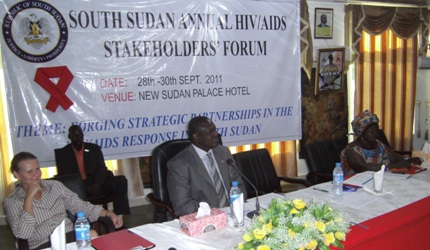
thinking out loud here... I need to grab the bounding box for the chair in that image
[86,193,114,211]
[53,149,114,210]
[232,148,311,198]
[301,138,348,185]
[147,139,191,223]
[11,174,116,250]
[52,174,116,234]
[14,238,29,250]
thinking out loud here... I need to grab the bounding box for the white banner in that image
[0,0,301,166]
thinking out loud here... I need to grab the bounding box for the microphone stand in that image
[226,159,260,218]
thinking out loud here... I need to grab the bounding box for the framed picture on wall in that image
[315,48,345,94]
[314,8,333,39]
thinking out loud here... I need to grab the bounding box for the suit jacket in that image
[166,144,247,217]
[55,143,113,187]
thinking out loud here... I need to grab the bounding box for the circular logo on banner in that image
[2,1,68,63]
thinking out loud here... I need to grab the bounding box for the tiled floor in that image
[0,204,155,249]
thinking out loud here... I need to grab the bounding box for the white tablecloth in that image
[59,169,430,250]
[128,170,430,250]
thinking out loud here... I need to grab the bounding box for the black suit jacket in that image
[55,143,113,187]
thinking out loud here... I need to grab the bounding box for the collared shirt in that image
[72,143,87,180]
[3,180,102,249]
[192,145,228,195]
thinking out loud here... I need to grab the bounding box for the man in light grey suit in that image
[167,116,247,217]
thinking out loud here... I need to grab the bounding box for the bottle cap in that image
[77,211,85,218]
[232,181,238,186]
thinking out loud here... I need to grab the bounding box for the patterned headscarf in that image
[351,110,379,136]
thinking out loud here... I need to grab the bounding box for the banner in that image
[0,0,301,165]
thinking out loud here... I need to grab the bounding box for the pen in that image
[313,187,329,193]
[351,222,369,230]
[406,168,427,179]
[362,177,373,185]
[415,168,427,174]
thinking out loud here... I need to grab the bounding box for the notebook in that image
[91,229,155,250]
[389,165,427,175]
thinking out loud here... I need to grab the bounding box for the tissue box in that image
[179,208,227,236]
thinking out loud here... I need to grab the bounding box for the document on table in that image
[303,182,380,209]
[333,189,381,208]
[344,171,374,187]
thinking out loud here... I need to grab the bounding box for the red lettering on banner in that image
[34,66,74,112]
[100,78,126,88]
[101,92,135,102]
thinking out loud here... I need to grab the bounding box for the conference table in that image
[66,168,430,249]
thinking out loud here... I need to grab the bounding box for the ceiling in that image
[328,0,430,7]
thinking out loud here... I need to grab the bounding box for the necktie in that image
[207,153,228,207]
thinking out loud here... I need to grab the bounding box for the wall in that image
[414,68,430,151]
[298,1,346,175]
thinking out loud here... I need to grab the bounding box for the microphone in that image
[226,158,260,219]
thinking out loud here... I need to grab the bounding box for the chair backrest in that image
[302,138,347,175]
[53,151,113,210]
[52,173,90,223]
[53,148,63,174]
[232,148,282,197]
[377,129,390,147]
[151,139,191,204]
[53,173,89,201]
[52,174,116,234]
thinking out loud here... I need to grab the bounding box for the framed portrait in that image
[314,8,333,39]
[315,48,345,95]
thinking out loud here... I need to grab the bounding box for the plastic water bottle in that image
[75,211,91,249]
[230,181,244,227]
[332,162,344,197]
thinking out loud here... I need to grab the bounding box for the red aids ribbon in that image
[34,66,74,112]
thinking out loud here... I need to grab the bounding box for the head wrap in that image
[351,110,379,136]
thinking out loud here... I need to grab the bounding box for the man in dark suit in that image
[55,125,130,215]
[317,14,330,27]
[166,116,247,217]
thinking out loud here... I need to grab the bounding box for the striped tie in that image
[207,153,228,207]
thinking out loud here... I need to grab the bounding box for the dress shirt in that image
[72,143,87,180]
[3,180,102,249]
[192,145,228,195]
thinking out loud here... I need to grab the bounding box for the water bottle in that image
[332,162,344,197]
[230,181,244,227]
[75,211,91,249]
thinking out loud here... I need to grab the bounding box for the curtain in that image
[229,141,297,177]
[117,158,145,199]
[345,5,423,152]
[346,5,428,63]
[355,29,417,152]
[300,0,313,80]
[0,82,10,217]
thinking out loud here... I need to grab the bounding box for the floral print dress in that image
[341,140,389,177]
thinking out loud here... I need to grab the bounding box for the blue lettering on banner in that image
[229,124,261,136]
[122,131,179,146]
